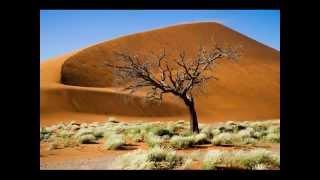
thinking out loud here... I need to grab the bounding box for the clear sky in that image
[40,10,280,61]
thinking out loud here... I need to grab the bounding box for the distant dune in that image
[40,22,279,125]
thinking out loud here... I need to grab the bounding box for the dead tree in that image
[104,44,240,133]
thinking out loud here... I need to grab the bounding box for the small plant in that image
[48,137,79,150]
[145,134,165,148]
[237,128,254,139]
[252,163,268,170]
[74,128,94,138]
[211,133,240,146]
[211,128,221,136]
[178,158,193,170]
[112,149,149,169]
[202,150,225,170]
[202,149,279,170]
[264,133,280,143]
[78,134,96,144]
[40,127,52,141]
[231,149,280,169]
[169,135,195,149]
[92,127,107,138]
[193,133,210,144]
[112,146,185,170]
[104,134,126,150]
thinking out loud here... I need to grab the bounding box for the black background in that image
[4,0,306,178]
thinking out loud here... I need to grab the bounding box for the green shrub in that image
[195,133,210,144]
[169,135,195,149]
[231,149,280,169]
[74,128,94,138]
[112,149,149,169]
[179,158,193,169]
[112,146,184,170]
[104,134,125,150]
[145,134,165,147]
[202,150,225,170]
[57,130,74,138]
[237,128,254,139]
[40,127,52,141]
[93,127,105,138]
[48,137,79,150]
[78,134,96,144]
[180,130,193,137]
[211,133,240,146]
[202,149,279,170]
[264,133,280,143]
[211,128,221,136]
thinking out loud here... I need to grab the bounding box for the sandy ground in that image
[40,141,280,170]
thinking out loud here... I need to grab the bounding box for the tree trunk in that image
[183,95,199,133]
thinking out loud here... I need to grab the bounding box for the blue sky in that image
[40,10,280,61]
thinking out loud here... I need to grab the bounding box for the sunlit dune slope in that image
[41,22,279,124]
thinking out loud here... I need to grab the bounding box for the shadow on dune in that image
[40,85,187,117]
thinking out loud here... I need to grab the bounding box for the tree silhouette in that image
[105,43,240,133]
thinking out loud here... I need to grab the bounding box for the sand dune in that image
[40,22,279,125]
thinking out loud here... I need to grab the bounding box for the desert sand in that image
[41,22,279,126]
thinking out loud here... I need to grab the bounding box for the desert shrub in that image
[148,126,173,136]
[200,125,214,138]
[231,149,280,169]
[57,130,74,138]
[92,127,106,138]
[252,163,268,170]
[267,125,280,134]
[179,158,193,169]
[212,132,257,146]
[169,135,195,149]
[40,127,52,141]
[252,131,268,139]
[145,134,165,148]
[237,128,254,139]
[211,128,221,136]
[202,150,226,170]
[250,122,270,132]
[112,146,184,170]
[179,129,193,137]
[80,123,88,129]
[124,127,144,142]
[56,122,67,130]
[202,149,279,170]
[78,134,96,144]
[165,123,182,134]
[130,133,144,142]
[112,149,149,169]
[48,137,79,150]
[74,128,94,138]
[264,133,280,143]
[104,134,126,150]
[211,133,240,145]
[193,133,210,144]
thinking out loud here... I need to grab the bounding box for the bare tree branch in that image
[104,41,240,106]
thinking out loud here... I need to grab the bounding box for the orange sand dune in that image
[41,22,279,125]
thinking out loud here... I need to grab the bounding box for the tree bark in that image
[183,95,199,133]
